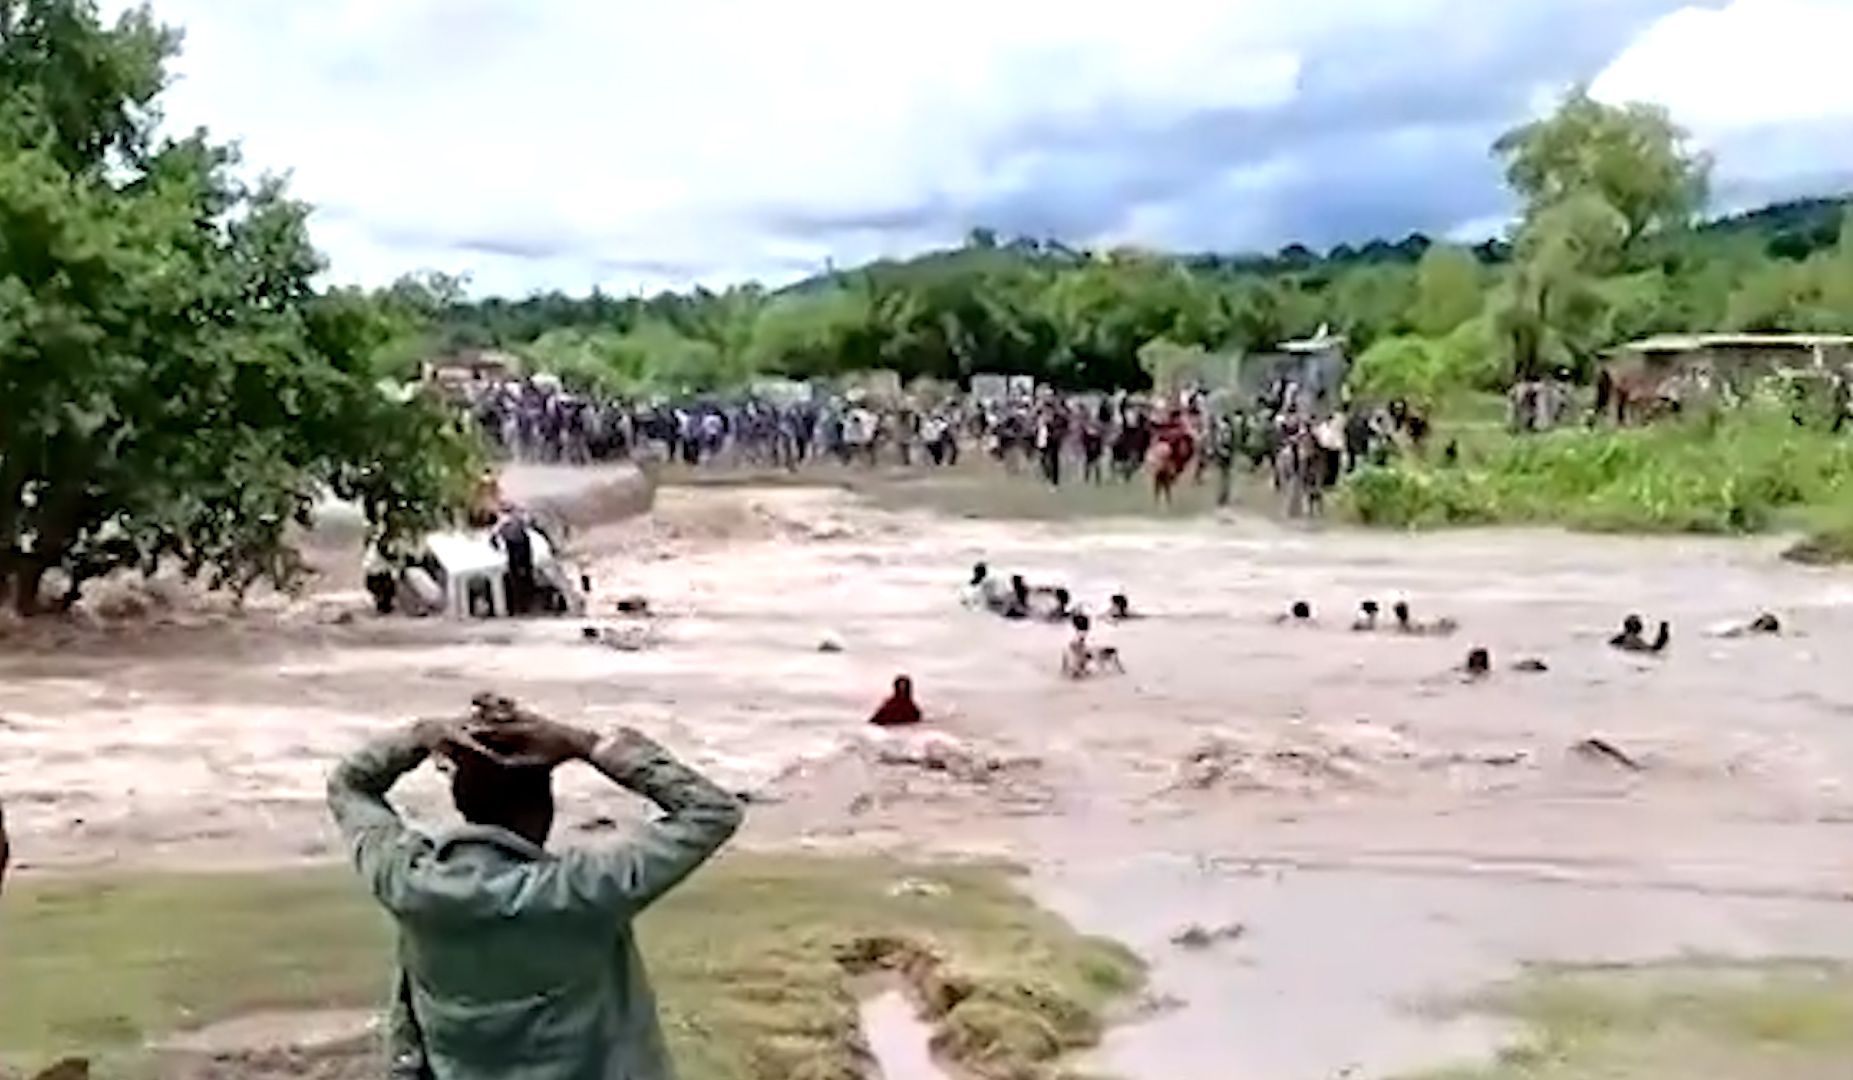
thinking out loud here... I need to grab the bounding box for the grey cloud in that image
[751,0,1723,256]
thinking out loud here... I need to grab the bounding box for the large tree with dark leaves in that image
[0,0,476,613]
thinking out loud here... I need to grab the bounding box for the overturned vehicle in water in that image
[365,515,587,620]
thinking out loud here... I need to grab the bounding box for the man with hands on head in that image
[327,693,744,1080]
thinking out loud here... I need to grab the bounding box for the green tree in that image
[1410,245,1484,337]
[1136,338,1209,397]
[1326,263,1416,348]
[1495,88,1711,247]
[0,0,475,612]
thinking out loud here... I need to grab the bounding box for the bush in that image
[1339,404,1853,533]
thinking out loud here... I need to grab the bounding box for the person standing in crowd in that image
[328,697,743,1080]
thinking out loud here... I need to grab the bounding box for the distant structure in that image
[421,349,521,387]
[1599,333,1853,424]
[1241,325,1350,414]
[1609,333,1852,379]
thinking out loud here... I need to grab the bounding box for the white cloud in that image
[125,0,1359,293]
[99,0,1853,295]
[1593,0,1853,132]
[1592,0,1853,198]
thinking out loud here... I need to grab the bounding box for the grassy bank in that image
[1,856,1141,1080]
[1342,406,1853,534]
[1406,962,1853,1080]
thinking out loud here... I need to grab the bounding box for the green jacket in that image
[327,729,744,1080]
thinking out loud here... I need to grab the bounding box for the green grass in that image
[1341,404,1853,534]
[1783,501,1853,564]
[0,857,1140,1080]
[1402,962,1853,1080]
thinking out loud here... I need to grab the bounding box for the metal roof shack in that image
[421,349,522,385]
[1240,326,1350,410]
[1608,333,1853,375]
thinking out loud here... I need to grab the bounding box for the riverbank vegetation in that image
[1341,402,1853,534]
[0,857,1141,1080]
[1408,962,1853,1080]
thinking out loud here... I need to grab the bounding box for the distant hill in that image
[784,193,1850,295]
[1697,195,1852,259]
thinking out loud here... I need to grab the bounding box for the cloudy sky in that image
[119,0,1853,296]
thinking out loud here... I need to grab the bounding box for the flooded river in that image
[3,478,1851,1076]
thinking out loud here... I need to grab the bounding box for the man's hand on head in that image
[470,717,601,770]
[411,718,501,762]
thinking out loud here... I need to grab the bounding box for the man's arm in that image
[561,728,744,916]
[326,725,438,905]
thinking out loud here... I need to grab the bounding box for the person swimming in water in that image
[1610,614,1670,654]
[1272,601,1315,625]
[1352,600,1381,632]
[1392,601,1458,637]
[1709,612,1781,638]
[1106,593,1142,622]
[869,676,924,727]
[1038,587,1074,622]
[1062,614,1123,678]
[966,562,1007,611]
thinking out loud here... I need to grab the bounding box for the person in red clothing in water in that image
[869,676,923,727]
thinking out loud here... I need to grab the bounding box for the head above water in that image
[1393,601,1411,625]
[1291,601,1312,620]
[1110,593,1130,616]
[971,562,989,585]
[1465,647,1491,675]
[1361,600,1380,616]
[892,675,914,698]
[1751,612,1781,634]
[1011,575,1029,599]
[1622,614,1645,635]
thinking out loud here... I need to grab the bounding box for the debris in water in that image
[1170,922,1247,950]
[584,624,657,652]
[1572,737,1643,771]
[1513,657,1550,672]
[818,636,845,653]
[615,595,652,616]
[888,877,952,899]
[29,1058,90,1080]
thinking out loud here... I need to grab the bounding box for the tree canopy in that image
[0,0,475,613]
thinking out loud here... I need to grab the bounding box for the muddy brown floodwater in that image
[5,472,1853,1078]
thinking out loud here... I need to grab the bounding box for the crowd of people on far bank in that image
[437,370,1437,518]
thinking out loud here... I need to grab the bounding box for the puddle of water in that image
[1036,855,1853,1080]
[860,989,952,1080]
[152,1009,378,1054]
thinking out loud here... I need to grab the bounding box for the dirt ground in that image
[5,464,1853,1078]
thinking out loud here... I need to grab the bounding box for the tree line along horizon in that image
[404,110,1853,405]
[4,0,1852,617]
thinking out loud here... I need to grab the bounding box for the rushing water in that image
[859,989,951,1080]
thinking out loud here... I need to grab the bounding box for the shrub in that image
[1340,404,1853,533]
